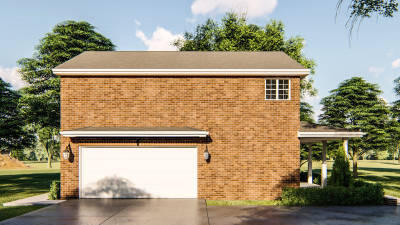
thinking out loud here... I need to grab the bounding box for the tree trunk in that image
[48,152,52,168]
[353,150,358,178]
[45,144,52,169]
[398,142,400,164]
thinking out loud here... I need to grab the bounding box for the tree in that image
[329,147,353,187]
[392,77,400,163]
[320,77,390,177]
[18,21,115,128]
[37,127,60,168]
[174,13,317,97]
[0,78,34,154]
[300,102,315,123]
[337,0,398,32]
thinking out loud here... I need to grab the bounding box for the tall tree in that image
[18,21,115,128]
[300,102,315,123]
[337,0,398,32]
[174,13,317,97]
[37,127,59,168]
[392,77,400,163]
[0,78,34,154]
[386,117,400,163]
[319,77,390,177]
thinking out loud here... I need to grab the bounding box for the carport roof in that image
[298,122,365,143]
[60,127,209,137]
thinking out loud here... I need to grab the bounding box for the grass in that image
[0,161,60,221]
[207,200,280,206]
[301,160,400,198]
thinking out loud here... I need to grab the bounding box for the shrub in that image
[48,180,60,200]
[281,182,384,206]
[329,147,352,187]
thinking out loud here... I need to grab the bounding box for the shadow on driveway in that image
[208,205,400,225]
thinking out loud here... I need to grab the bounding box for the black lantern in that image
[63,144,72,160]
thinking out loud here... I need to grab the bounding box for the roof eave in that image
[60,130,209,138]
[52,68,310,76]
[298,131,366,138]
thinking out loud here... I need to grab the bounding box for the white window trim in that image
[265,79,291,100]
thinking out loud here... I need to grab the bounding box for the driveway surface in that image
[208,205,400,225]
[0,199,208,225]
[1,200,400,225]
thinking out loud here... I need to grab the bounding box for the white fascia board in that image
[60,130,209,138]
[298,131,366,138]
[52,68,310,76]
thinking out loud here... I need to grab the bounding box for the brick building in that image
[53,51,310,200]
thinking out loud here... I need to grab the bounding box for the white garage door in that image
[80,147,197,198]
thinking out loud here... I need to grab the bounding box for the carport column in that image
[321,141,327,188]
[343,139,349,159]
[307,145,313,184]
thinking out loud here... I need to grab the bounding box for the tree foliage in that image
[300,102,315,123]
[320,77,390,177]
[0,78,35,153]
[392,77,400,162]
[37,127,60,168]
[329,147,352,187]
[337,0,398,32]
[174,13,317,97]
[18,21,115,128]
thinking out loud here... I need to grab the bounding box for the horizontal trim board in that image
[60,130,209,138]
[52,68,310,76]
[298,131,365,138]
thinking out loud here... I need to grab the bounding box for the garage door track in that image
[0,199,209,225]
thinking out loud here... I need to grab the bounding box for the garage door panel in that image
[80,147,197,198]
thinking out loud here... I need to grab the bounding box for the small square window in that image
[265,79,290,100]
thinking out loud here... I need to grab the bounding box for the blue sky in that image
[1,0,399,120]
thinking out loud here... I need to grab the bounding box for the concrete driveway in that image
[208,205,400,225]
[0,199,208,225]
[1,200,400,225]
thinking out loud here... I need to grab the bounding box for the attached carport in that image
[298,122,365,187]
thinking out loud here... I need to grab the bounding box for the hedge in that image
[281,181,384,206]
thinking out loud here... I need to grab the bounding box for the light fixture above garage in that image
[204,146,210,162]
[63,144,72,160]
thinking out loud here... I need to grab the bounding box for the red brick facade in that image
[60,76,301,200]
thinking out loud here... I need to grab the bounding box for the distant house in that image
[54,51,311,200]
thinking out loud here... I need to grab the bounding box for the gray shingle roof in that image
[54,51,306,70]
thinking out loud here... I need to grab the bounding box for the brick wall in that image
[60,76,301,200]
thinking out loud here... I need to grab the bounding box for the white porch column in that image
[343,139,349,158]
[321,141,327,188]
[308,145,313,184]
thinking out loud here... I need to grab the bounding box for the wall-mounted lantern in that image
[63,144,72,161]
[204,146,210,162]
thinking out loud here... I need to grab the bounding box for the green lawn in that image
[0,161,60,221]
[301,160,400,198]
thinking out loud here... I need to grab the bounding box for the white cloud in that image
[134,19,141,26]
[0,66,27,90]
[136,27,183,51]
[191,0,278,18]
[302,94,320,104]
[392,58,400,69]
[368,66,385,77]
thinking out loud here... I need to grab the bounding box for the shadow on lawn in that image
[0,172,59,202]
[358,167,400,173]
